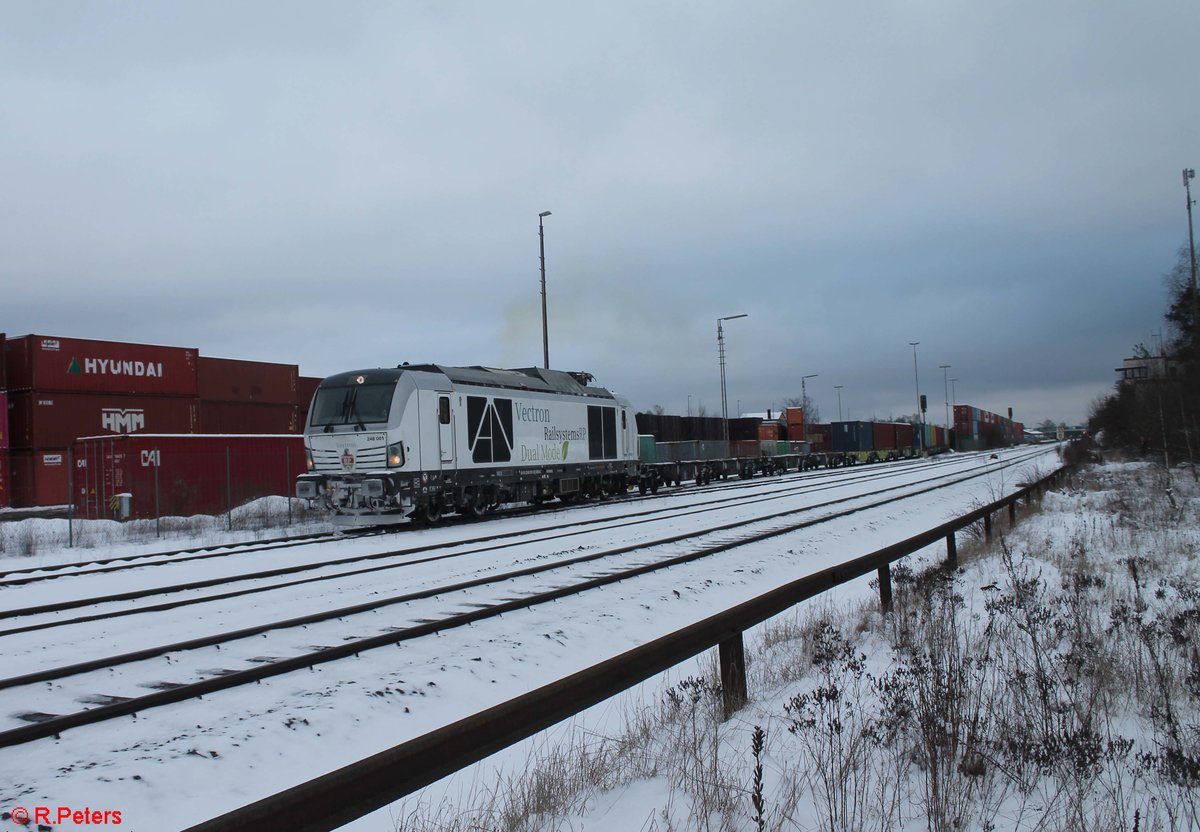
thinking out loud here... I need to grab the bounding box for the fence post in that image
[67,446,74,549]
[877,564,893,612]
[1008,500,1017,525]
[286,445,293,526]
[946,532,958,565]
[154,447,161,539]
[719,633,747,720]
[226,445,232,532]
[984,513,993,542]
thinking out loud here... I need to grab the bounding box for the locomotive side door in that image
[437,393,455,467]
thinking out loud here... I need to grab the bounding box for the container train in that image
[295,364,970,525]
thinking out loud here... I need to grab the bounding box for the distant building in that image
[1116,355,1177,382]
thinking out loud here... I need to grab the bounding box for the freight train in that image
[295,365,964,525]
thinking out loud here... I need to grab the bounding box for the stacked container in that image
[806,423,831,453]
[198,357,299,434]
[5,335,200,507]
[297,376,323,428]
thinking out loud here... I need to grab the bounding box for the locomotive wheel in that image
[421,500,443,524]
[463,491,484,519]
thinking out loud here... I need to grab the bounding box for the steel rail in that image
[0,447,1045,623]
[182,463,1067,832]
[0,451,1057,747]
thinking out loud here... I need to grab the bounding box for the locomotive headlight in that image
[305,447,314,471]
[388,442,404,467]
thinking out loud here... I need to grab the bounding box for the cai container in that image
[6,334,199,397]
[73,434,306,520]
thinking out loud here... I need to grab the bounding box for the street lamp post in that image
[834,385,844,421]
[801,373,818,445]
[718,314,748,438]
[538,211,552,369]
[909,342,922,452]
[939,364,952,431]
[1185,169,1198,365]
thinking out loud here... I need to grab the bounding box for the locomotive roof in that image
[321,365,617,399]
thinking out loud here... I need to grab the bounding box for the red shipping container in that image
[784,407,804,428]
[0,390,8,450]
[730,440,760,458]
[74,434,305,519]
[199,401,299,434]
[8,449,71,508]
[198,356,299,405]
[297,376,322,426]
[757,422,782,441]
[5,334,198,397]
[0,450,9,508]
[872,422,898,451]
[0,332,6,389]
[895,422,915,448]
[8,392,199,449]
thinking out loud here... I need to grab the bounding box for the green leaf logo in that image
[67,357,82,374]
[561,441,569,460]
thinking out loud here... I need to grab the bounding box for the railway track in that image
[0,448,993,586]
[0,448,1036,625]
[0,446,1055,749]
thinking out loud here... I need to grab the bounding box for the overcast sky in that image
[3,2,1196,427]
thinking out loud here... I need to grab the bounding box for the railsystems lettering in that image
[544,427,586,441]
[83,358,165,378]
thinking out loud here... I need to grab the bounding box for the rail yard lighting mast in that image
[538,211,552,369]
[909,342,922,452]
[834,385,844,421]
[718,314,748,437]
[801,374,818,444]
[1185,169,1198,363]
[939,364,952,430]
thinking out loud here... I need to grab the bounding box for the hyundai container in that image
[8,392,199,449]
[73,434,305,520]
[5,335,199,397]
[198,356,299,405]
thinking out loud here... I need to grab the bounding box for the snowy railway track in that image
[0,448,994,588]
[0,448,1039,631]
[0,446,1056,749]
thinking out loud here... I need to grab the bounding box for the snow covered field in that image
[0,447,1065,831]
[391,457,1200,832]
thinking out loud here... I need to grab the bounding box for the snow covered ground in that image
[0,447,1063,831]
[389,456,1200,832]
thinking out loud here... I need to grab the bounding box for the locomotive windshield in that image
[310,381,396,427]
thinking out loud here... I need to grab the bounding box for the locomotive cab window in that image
[311,381,396,427]
[439,396,451,424]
